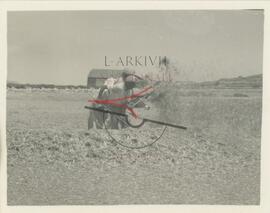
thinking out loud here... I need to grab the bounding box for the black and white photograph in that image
[1,3,267,209]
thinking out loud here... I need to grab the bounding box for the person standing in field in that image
[88,72,137,129]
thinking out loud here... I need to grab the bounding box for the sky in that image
[8,10,264,85]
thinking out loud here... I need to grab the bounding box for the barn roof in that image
[88,69,130,79]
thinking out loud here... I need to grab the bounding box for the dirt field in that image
[7,88,262,205]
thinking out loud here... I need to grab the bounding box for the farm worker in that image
[88,72,138,129]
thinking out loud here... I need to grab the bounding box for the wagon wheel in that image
[102,105,167,149]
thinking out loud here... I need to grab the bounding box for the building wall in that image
[87,78,106,88]
[87,78,96,88]
[95,79,106,88]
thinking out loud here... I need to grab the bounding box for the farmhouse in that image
[87,69,130,88]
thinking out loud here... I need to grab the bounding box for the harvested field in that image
[7,88,262,205]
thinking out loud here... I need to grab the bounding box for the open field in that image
[7,88,262,205]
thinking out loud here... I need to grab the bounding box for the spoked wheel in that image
[102,105,167,149]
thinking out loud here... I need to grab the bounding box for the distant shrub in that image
[7,83,87,90]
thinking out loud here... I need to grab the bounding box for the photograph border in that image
[1,1,270,213]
